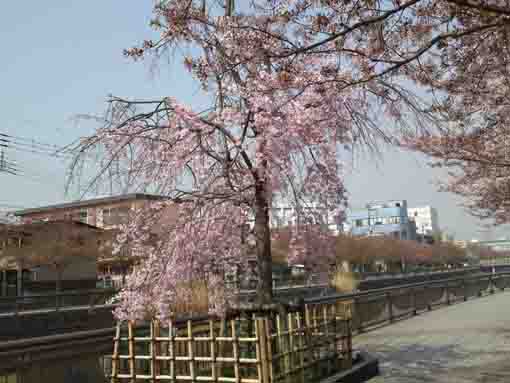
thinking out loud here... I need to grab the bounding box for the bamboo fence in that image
[107,302,352,383]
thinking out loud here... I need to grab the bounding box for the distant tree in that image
[333,234,468,271]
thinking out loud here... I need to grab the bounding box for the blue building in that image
[344,200,416,240]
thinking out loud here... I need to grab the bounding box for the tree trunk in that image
[254,187,273,306]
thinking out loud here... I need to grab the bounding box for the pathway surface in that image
[356,291,510,382]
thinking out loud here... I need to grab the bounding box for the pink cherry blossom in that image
[72,0,510,320]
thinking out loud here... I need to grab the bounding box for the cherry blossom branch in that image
[446,0,510,16]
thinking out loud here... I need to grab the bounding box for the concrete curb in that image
[319,351,379,383]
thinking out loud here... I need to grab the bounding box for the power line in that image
[1,161,60,185]
[0,132,62,151]
[0,135,72,189]
[3,139,64,154]
[4,156,67,180]
[1,142,72,159]
[2,139,97,162]
[0,133,76,160]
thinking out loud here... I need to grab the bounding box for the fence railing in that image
[104,271,510,382]
[0,288,117,315]
[359,266,481,281]
[107,302,353,383]
[304,271,510,333]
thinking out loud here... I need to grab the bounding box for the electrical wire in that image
[0,132,62,151]
[0,157,65,187]
[3,140,64,154]
[0,133,77,160]
[1,143,72,159]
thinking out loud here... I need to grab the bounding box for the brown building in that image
[14,193,167,229]
[0,220,103,296]
[13,194,170,289]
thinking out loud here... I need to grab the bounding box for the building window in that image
[103,207,130,226]
[79,210,88,224]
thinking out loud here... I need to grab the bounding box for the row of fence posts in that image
[108,302,353,383]
[107,272,510,382]
[352,274,507,332]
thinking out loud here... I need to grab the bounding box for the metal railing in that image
[359,266,481,281]
[0,288,117,316]
[304,271,510,334]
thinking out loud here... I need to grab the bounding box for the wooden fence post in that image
[209,320,217,383]
[295,312,306,383]
[216,318,227,378]
[151,321,160,382]
[187,320,196,382]
[257,318,270,383]
[169,319,175,382]
[128,321,136,383]
[288,312,297,382]
[110,324,120,383]
[231,319,240,383]
[276,314,290,383]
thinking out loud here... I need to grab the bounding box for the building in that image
[0,220,102,296]
[407,206,440,236]
[270,203,341,234]
[14,193,167,229]
[344,200,416,240]
[13,194,170,288]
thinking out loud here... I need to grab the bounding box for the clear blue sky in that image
[0,1,507,240]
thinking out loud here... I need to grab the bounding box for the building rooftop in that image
[0,220,105,238]
[14,193,168,216]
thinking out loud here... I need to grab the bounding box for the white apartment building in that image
[0,213,12,224]
[270,203,341,234]
[407,206,440,236]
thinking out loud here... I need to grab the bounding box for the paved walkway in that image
[356,291,510,382]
